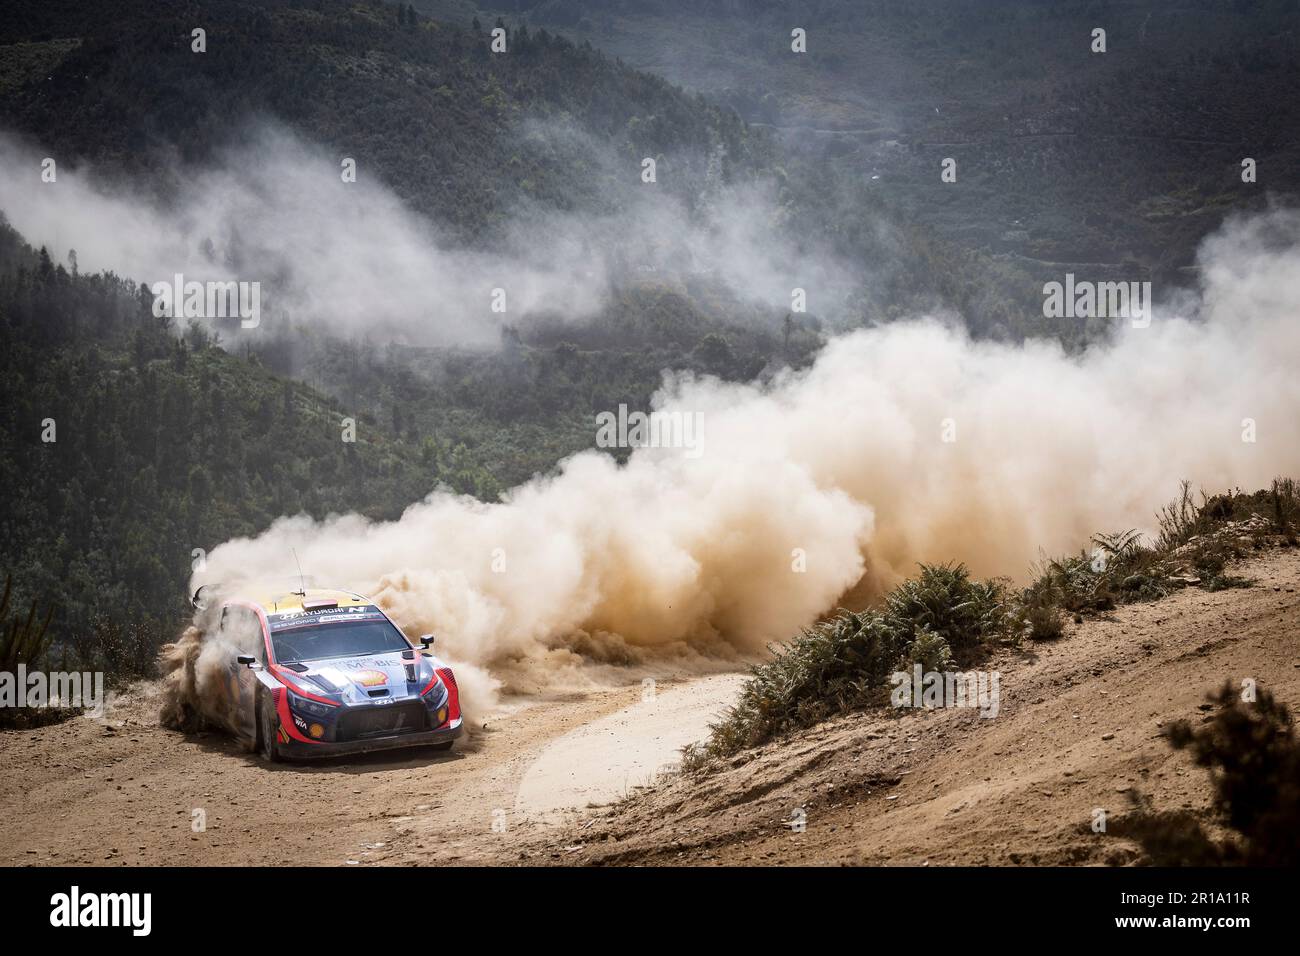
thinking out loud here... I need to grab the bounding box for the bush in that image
[1165,684,1300,865]
[682,563,1012,770]
[0,573,76,730]
[1126,683,1300,866]
[884,564,1010,654]
[1271,477,1297,543]
[684,480,1295,774]
[1020,601,1064,641]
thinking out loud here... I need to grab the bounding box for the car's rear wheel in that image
[258,692,281,763]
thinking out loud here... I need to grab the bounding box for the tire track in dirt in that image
[0,672,744,866]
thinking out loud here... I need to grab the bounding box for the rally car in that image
[197,587,463,761]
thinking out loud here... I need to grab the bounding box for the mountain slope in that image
[0,0,769,242]
[454,0,1300,279]
[0,226,449,674]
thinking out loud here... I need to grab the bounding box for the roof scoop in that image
[301,598,338,611]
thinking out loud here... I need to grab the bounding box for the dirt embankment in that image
[548,546,1300,866]
[0,547,1295,867]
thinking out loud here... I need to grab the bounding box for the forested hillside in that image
[0,0,1046,335]
[0,0,765,672]
[447,0,1300,279]
[0,223,462,672]
[0,0,768,243]
[0,1,807,672]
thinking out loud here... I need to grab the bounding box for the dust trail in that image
[0,124,856,345]
[192,208,1300,710]
[158,599,262,733]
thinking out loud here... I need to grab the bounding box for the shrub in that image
[682,563,1011,770]
[0,574,54,674]
[684,480,1292,774]
[1156,480,1209,551]
[1271,477,1297,543]
[0,573,74,730]
[884,563,1010,654]
[1165,684,1300,864]
[1127,684,1300,866]
[1020,601,1064,641]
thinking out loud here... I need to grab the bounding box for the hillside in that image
[0,0,1023,677]
[0,0,768,243]
[448,0,1300,291]
[0,0,1089,343]
[548,542,1300,866]
[0,0,792,675]
[0,225,447,674]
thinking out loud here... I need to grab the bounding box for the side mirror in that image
[420,634,435,649]
[236,655,257,667]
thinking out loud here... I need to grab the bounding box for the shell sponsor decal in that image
[352,668,388,688]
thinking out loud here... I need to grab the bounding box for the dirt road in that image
[0,670,745,866]
[2,547,1296,867]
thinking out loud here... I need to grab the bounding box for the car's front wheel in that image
[258,693,281,763]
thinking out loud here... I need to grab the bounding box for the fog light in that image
[309,723,325,739]
[436,706,447,725]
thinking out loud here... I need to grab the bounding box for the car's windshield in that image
[269,610,410,664]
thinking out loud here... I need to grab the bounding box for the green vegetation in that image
[682,562,1016,769]
[684,482,1293,771]
[1021,481,1296,623]
[472,0,1300,286]
[0,227,452,676]
[0,574,54,676]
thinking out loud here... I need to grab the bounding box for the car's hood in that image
[283,650,437,705]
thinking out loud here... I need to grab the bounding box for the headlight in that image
[421,677,448,706]
[286,688,334,717]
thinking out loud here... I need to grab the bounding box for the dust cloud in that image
[190,209,1300,711]
[158,599,263,734]
[0,124,854,345]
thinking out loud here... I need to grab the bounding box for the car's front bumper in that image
[278,719,463,760]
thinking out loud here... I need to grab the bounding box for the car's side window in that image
[220,606,265,660]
